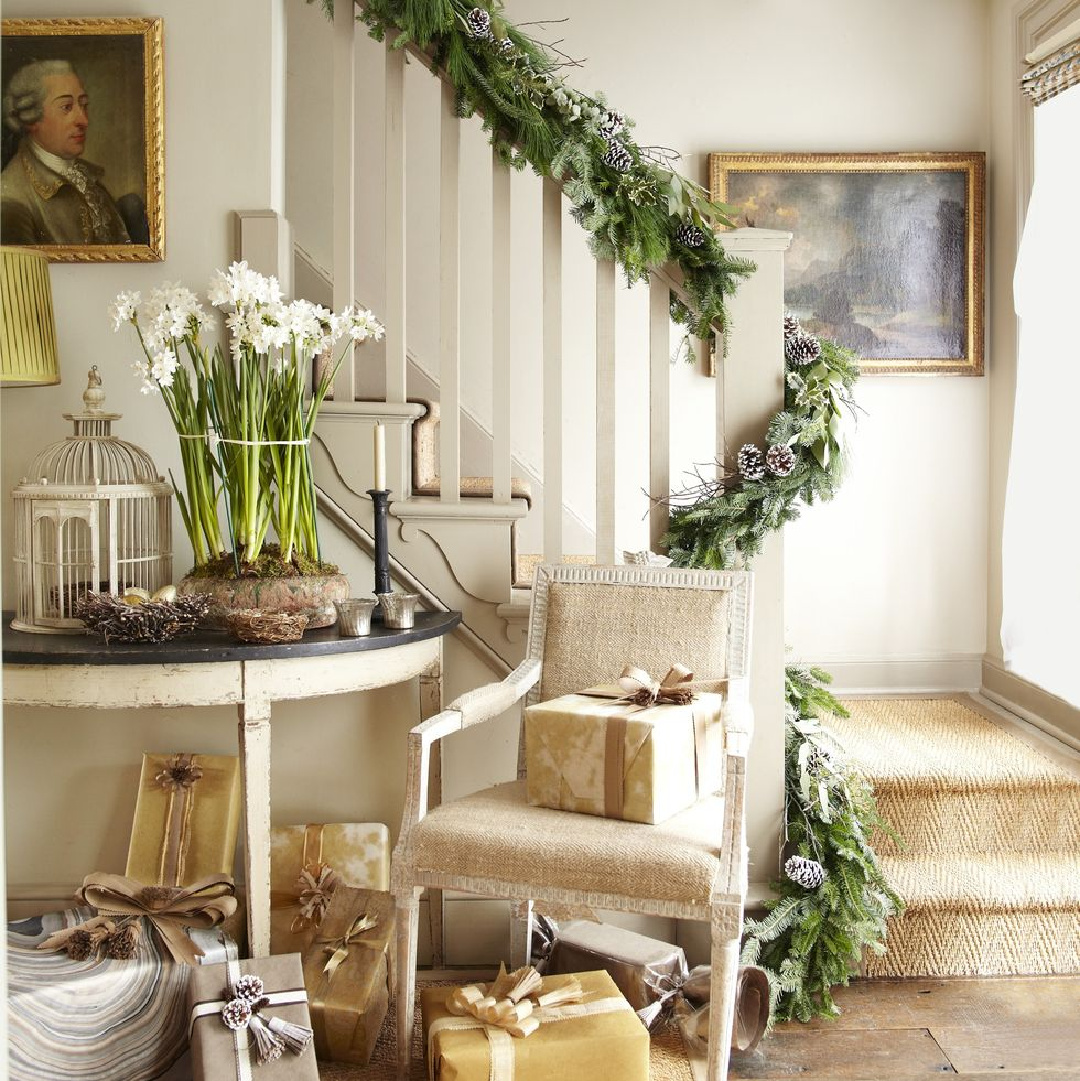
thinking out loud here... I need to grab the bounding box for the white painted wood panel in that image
[595,259,617,563]
[492,155,512,505]
[331,0,356,403]
[439,82,462,502]
[542,179,563,562]
[649,276,671,553]
[384,44,408,404]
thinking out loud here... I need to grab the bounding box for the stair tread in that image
[880,852,1080,908]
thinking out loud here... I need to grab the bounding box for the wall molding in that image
[801,652,982,693]
[981,656,1080,749]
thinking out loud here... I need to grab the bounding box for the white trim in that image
[800,653,983,693]
[981,656,1080,748]
[1025,13,1080,60]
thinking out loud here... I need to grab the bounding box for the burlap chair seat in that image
[408,779,725,904]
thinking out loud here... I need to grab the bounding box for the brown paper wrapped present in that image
[126,753,241,887]
[187,952,319,1081]
[269,821,390,955]
[300,885,394,1064]
[544,919,688,1013]
[421,967,648,1081]
[526,665,724,824]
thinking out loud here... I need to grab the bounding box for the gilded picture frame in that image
[1,17,164,262]
[709,152,985,375]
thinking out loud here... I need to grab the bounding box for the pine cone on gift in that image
[766,443,797,477]
[676,222,706,249]
[465,7,493,39]
[737,443,766,481]
[784,312,801,340]
[598,109,626,138]
[785,331,822,367]
[785,854,827,890]
[602,141,633,173]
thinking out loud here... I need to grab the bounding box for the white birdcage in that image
[11,367,173,634]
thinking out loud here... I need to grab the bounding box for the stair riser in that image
[871,786,1080,857]
[866,909,1080,977]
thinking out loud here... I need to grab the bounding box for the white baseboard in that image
[980,657,1080,750]
[800,652,983,694]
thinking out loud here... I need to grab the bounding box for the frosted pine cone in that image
[221,997,253,1031]
[785,332,822,366]
[676,222,706,248]
[602,141,633,173]
[598,109,625,138]
[766,444,796,477]
[783,312,801,341]
[785,854,826,890]
[736,444,766,481]
[234,974,265,1002]
[465,7,493,39]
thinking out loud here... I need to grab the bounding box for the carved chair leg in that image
[708,905,741,1081]
[509,898,534,968]
[395,886,422,1077]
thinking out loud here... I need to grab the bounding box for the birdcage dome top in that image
[17,368,168,491]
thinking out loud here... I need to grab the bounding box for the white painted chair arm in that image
[723,680,754,759]
[446,657,542,730]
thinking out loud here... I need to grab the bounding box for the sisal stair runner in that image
[827,697,1080,978]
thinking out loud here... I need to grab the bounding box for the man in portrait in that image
[1,59,144,246]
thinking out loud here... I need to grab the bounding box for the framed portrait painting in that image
[1,17,164,262]
[709,152,985,375]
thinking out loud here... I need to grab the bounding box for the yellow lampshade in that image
[1,247,60,387]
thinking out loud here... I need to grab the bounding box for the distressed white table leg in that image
[419,651,445,967]
[238,691,273,958]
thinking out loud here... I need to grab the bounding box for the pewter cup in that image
[335,597,378,636]
[378,592,420,629]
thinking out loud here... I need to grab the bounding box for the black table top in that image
[1,610,461,666]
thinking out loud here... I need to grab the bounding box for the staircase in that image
[828,697,1080,977]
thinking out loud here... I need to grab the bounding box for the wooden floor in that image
[728,976,1080,1080]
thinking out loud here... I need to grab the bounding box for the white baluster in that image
[385,44,407,406]
[595,259,617,564]
[439,82,461,503]
[331,0,356,403]
[649,275,670,553]
[542,179,563,563]
[492,155,512,505]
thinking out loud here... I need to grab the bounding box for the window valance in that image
[1021,40,1080,104]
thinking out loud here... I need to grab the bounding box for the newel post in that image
[719,228,792,887]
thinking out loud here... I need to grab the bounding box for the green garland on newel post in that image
[310,0,900,1029]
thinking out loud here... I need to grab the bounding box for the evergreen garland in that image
[740,666,903,1023]
[664,316,861,568]
[309,0,754,339]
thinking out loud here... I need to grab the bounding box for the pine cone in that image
[785,854,826,890]
[465,7,493,39]
[602,141,633,173]
[66,929,95,962]
[676,222,706,249]
[766,443,796,477]
[785,332,822,367]
[736,443,766,481]
[597,109,625,138]
[104,923,141,960]
[783,312,801,340]
[497,37,515,55]
[234,974,266,1003]
[221,996,253,1031]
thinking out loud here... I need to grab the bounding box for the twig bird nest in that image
[225,609,308,644]
[75,589,210,644]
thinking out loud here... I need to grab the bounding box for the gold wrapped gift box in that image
[525,689,724,824]
[125,752,241,887]
[300,885,394,1064]
[269,822,390,955]
[422,969,648,1081]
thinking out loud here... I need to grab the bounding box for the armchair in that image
[391,563,754,1081]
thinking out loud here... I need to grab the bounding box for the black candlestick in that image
[367,489,392,601]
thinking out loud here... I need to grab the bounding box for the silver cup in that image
[334,597,378,636]
[377,592,420,629]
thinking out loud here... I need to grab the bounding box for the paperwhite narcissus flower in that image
[108,291,141,331]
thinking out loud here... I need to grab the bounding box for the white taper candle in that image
[373,421,386,490]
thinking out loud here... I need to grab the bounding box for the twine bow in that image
[616,663,696,707]
[55,872,237,965]
[155,753,204,791]
[319,911,379,983]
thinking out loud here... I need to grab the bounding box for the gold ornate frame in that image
[709,152,985,375]
[1,17,164,262]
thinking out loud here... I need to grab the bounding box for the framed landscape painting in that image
[709,152,985,375]
[1,17,164,262]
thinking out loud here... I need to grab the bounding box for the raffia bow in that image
[290,862,339,933]
[155,753,204,791]
[47,872,238,965]
[616,663,696,707]
[446,964,585,1039]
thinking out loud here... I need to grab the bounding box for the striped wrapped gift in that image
[8,905,233,1081]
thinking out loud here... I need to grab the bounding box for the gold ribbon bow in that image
[616,663,696,707]
[446,964,585,1039]
[318,911,379,983]
[294,863,339,933]
[53,872,237,965]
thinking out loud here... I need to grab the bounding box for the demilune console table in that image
[2,610,461,958]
